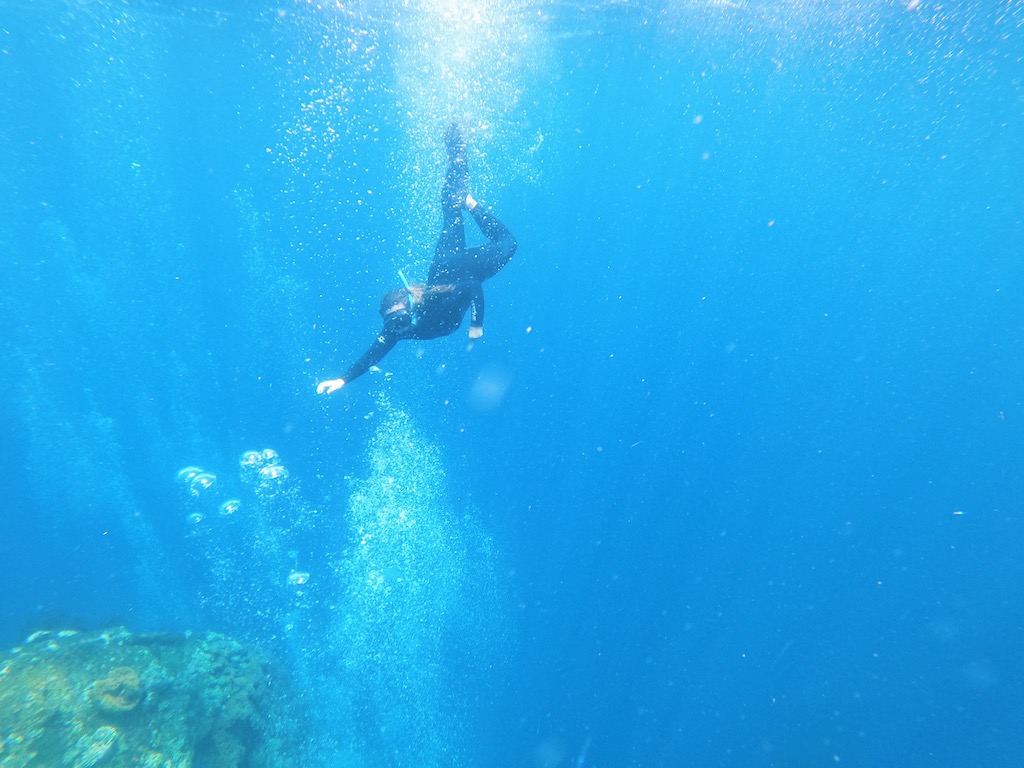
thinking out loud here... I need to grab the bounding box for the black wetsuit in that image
[340,156,517,384]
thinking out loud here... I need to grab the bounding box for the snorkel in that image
[396,270,418,327]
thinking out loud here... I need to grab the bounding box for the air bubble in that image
[259,464,289,483]
[189,472,217,496]
[240,448,284,483]
[176,466,204,484]
[239,451,263,470]
[219,499,241,516]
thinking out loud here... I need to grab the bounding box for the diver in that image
[316,124,517,394]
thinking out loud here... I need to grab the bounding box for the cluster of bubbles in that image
[177,449,311,592]
[177,450,292,524]
[239,448,291,490]
[175,470,233,521]
[334,395,508,767]
[175,466,225,525]
[177,448,293,525]
[176,466,217,498]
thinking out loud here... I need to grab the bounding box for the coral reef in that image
[0,627,301,768]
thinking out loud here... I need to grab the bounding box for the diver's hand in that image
[317,378,346,395]
[468,326,483,340]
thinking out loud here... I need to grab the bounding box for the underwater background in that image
[1,0,1022,766]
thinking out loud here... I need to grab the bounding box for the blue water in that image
[1,1,1022,766]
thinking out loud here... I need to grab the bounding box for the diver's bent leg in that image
[463,204,517,282]
[470,203,515,248]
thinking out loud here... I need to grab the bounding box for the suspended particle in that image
[176,466,204,484]
[189,472,217,497]
[287,571,310,586]
[187,512,204,525]
[219,499,241,516]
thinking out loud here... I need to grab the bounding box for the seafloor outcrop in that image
[0,627,300,767]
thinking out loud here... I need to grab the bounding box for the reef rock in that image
[0,627,300,768]
[90,666,144,713]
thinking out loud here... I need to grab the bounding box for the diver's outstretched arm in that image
[317,327,399,393]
